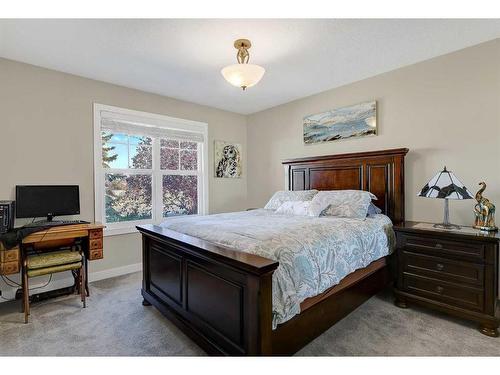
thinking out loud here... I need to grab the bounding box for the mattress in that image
[160,209,394,328]
[300,257,387,311]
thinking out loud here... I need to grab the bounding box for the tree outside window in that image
[101,131,199,223]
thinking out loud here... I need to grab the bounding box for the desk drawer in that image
[89,229,103,239]
[403,251,484,287]
[401,235,485,262]
[403,273,484,312]
[0,260,19,275]
[89,249,103,260]
[0,248,19,263]
[89,239,102,250]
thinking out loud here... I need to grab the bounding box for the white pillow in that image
[309,190,377,219]
[275,201,314,216]
[264,190,318,210]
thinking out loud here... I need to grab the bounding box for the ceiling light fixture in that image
[221,39,265,91]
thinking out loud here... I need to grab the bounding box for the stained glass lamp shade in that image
[417,166,473,229]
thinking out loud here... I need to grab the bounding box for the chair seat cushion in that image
[27,262,82,277]
[27,250,82,270]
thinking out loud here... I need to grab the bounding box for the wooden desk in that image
[0,223,105,296]
[22,223,104,257]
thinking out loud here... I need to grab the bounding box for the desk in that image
[0,223,105,296]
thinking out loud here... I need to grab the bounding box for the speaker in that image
[0,201,15,234]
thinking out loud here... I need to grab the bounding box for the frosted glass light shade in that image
[221,64,265,89]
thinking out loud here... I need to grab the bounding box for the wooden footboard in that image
[137,224,278,355]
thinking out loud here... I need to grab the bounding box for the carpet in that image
[0,272,498,356]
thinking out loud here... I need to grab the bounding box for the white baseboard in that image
[88,262,142,283]
[0,262,142,303]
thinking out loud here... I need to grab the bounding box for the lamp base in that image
[435,199,461,230]
[433,223,461,230]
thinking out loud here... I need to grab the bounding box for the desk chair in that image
[22,246,86,323]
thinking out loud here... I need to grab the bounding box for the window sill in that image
[104,226,141,237]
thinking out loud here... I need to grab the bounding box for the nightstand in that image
[393,221,499,337]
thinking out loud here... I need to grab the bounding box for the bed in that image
[137,148,408,355]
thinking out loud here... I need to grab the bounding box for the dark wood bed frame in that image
[137,148,408,355]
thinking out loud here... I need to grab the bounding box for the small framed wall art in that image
[214,140,242,178]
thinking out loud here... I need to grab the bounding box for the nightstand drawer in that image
[401,235,485,262]
[403,273,484,312]
[403,251,484,287]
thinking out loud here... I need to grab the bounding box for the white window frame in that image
[93,103,209,236]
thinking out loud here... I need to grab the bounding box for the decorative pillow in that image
[275,201,313,216]
[367,202,382,216]
[308,190,377,219]
[264,190,318,210]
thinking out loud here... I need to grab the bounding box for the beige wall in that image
[0,58,247,283]
[1,39,499,297]
[247,39,500,227]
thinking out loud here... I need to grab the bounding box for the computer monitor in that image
[15,185,80,221]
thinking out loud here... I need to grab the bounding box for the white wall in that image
[247,39,500,227]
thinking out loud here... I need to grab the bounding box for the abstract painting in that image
[303,101,377,144]
[214,140,242,178]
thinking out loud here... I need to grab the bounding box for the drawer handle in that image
[435,243,443,249]
[436,263,444,271]
[436,286,444,294]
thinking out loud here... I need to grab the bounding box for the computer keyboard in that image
[23,220,90,228]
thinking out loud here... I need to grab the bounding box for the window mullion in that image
[153,137,162,223]
[127,133,130,169]
[197,142,202,215]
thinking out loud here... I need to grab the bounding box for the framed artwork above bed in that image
[303,100,377,144]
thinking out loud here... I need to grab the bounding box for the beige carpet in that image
[0,271,498,356]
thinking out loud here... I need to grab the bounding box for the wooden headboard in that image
[282,148,409,224]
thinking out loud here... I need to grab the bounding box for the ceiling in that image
[1,19,500,114]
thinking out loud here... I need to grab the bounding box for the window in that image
[94,104,208,236]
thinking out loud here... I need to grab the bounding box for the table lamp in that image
[417,166,473,229]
